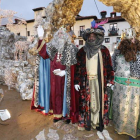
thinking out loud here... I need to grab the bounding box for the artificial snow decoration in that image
[47,129,60,140]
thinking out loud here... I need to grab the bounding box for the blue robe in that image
[38,57,50,113]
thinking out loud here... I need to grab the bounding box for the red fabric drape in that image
[70,65,79,123]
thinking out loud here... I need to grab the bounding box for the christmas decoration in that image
[4,68,15,90]
[34,0,84,43]
[14,41,30,61]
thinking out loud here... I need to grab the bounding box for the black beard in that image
[88,39,95,43]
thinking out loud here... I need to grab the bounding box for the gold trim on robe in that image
[53,114,62,118]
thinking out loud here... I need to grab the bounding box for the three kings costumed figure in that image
[112,37,140,139]
[31,26,78,123]
[74,20,114,131]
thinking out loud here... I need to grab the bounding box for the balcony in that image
[108,26,119,36]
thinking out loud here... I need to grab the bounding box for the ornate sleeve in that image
[46,42,57,60]
[136,53,140,78]
[106,48,114,84]
[112,49,120,72]
[28,38,39,56]
[37,40,50,59]
[61,44,78,66]
[130,52,140,79]
[74,49,82,85]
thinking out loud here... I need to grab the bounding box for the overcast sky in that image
[0,0,120,20]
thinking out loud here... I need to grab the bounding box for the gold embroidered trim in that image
[53,114,62,118]
[49,110,53,113]
[99,50,104,119]
[37,39,46,52]
[28,42,38,55]
[115,129,140,138]
[78,126,85,131]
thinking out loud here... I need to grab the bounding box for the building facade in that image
[1,8,131,53]
[99,11,130,54]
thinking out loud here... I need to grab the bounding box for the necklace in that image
[56,52,61,62]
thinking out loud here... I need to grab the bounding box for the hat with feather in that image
[82,19,108,41]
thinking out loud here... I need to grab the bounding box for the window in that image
[111,13,116,18]
[80,26,85,31]
[17,33,20,36]
[105,38,110,43]
[116,37,121,43]
[110,24,113,29]
[110,23,117,29]
[109,23,118,36]
[114,23,117,29]
[112,14,115,18]
[79,26,85,37]
[27,31,30,36]
[79,40,83,45]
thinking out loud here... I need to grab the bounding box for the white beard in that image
[57,38,66,53]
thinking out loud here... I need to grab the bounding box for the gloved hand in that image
[37,25,44,39]
[54,70,66,77]
[74,85,80,91]
[107,83,112,87]
[107,83,114,90]
[111,85,114,90]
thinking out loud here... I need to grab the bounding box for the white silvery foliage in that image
[45,2,55,18]
[29,37,38,49]
[28,37,38,66]
[17,72,34,100]
[14,61,20,67]
[34,2,55,34]
[54,0,65,5]
[17,72,26,86]
[34,15,44,29]
[0,60,14,84]
[28,74,33,79]
[20,83,27,93]
[0,26,35,100]
[44,0,64,31]
[47,129,60,140]
[0,27,15,60]
[44,3,54,34]
[62,134,78,140]
[34,15,44,36]
[0,26,27,60]
[0,89,4,103]
[14,41,30,61]
[43,19,52,32]
[36,129,46,140]
[34,0,65,37]
[19,81,33,100]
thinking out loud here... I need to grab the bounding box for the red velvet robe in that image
[49,54,66,118]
